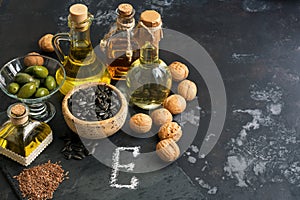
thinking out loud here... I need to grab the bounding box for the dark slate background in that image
[1,0,300,199]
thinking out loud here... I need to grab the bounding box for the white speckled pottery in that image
[62,82,128,139]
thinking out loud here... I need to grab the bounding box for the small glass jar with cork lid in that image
[100,3,139,81]
[0,103,52,166]
[126,10,172,110]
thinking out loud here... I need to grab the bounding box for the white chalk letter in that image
[110,146,140,189]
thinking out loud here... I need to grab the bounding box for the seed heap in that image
[14,161,67,200]
[68,85,120,121]
[61,136,92,160]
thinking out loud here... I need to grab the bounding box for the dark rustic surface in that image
[1,0,300,199]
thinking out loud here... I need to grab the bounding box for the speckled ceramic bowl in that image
[62,82,128,139]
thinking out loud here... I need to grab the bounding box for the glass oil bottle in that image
[53,3,111,95]
[100,3,139,80]
[126,10,172,110]
[0,103,53,166]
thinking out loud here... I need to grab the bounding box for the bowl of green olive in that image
[0,54,66,122]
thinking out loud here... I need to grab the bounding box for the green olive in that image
[34,66,49,78]
[24,65,35,74]
[25,65,49,78]
[35,87,49,98]
[33,78,40,88]
[14,73,34,84]
[7,82,20,94]
[45,75,56,91]
[17,82,37,98]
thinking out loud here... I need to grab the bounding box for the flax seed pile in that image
[14,161,68,200]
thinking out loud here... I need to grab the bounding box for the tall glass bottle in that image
[0,103,52,166]
[53,3,110,95]
[126,10,172,110]
[100,3,139,80]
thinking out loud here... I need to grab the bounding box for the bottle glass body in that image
[101,10,139,80]
[54,15,111,95]
[126,42,172,110]
[0,119,52,157]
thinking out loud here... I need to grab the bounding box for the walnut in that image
[158,122,182,142]
[156,138,180,162]
[163,94,186,115]
[23,52,44,67]
[129,113,152,133]
[177,79,197,101]
[150,108,173,126]
[169,61,189,82]
[38,34,54,52]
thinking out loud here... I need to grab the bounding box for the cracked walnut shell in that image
[177,79,197,101]
[38,34,54,52]
[158,122,182,142]
[163,94,186,115]
[156,138,180,162]
[129,113,152,133]
[150,108,173,126]
[23,52,44,67]
[169,61,189,82]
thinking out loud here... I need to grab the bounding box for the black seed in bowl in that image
[68,85,121,121]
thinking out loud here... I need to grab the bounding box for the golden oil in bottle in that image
[106,39,139,81]
[126,10,172,110]
[0,103,52,166]
[55,40,110,95]
[127,43,172,109]
[129,83,170,109]
[53,4,110,95]
[100,3,139,80]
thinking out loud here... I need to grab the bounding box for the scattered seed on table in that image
[65,140,71,146]
[66,145,72,152]
[64,152,72,160]
[76,151,86,158]
[73,147,83,152]
[83,148,91,156]
[61,146,67,153]
[72,154,83,160]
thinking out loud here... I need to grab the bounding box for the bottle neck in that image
[68,14,93,45]
[10,116,29,127]
[70,27,91,43]
[140,41,159,64]
[116,14,135,30]
[68,18,95,64]
[69,22,92,44]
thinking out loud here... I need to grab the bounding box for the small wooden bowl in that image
[62,82,128,139]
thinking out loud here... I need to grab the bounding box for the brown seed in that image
[163,94,186,115]
[14,160,66,200]
[177,79,197,101]
[129,113,152,133]
[158,122,182,142]
[156,139,180,162]
[150,108,173,126]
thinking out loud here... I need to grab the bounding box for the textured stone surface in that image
[1,0,300,199]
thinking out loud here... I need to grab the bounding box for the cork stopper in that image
[118,3,133,16]
[69,4,88,27]
[11,104,26,117]
[8,103,29,125]
[140,10,162,27]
